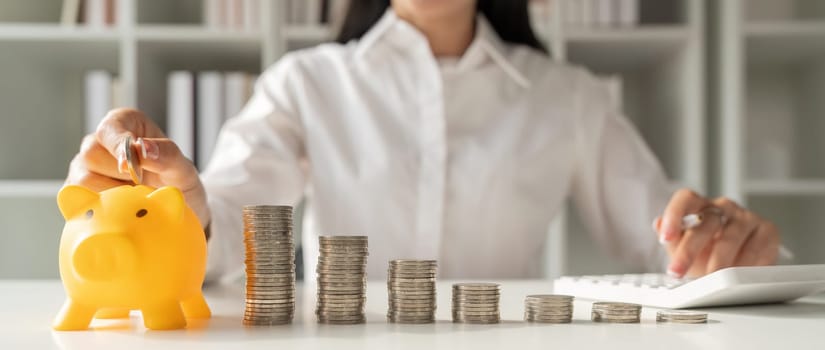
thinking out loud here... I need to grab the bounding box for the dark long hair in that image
[335,0,548,55]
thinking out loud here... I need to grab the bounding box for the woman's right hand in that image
[65,108,210,228]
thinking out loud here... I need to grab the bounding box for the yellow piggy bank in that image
[53,185,211,331]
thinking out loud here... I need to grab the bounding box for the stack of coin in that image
[656,310,708,324]
[452,283,501,324]
[387,260,438,324]
[524,294,574,323]
[316,236,369,324]
[591,302,642,323]
[242,205,296,326]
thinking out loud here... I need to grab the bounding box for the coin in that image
[656,310,708,324]
[316,236,368,325]
[451,282,500,324]
[591,302,642,323]
[242,205,296,326]
[122,136,142,185]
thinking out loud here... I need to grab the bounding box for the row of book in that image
[60,0,116,28]
[166,71,258,168]
[84,71,258,169]
[203,0,348,31]
[203,0,260,32]
[530,0,640,28]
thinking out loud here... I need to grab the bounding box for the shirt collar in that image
[354,9,531,89]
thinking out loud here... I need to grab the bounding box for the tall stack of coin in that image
[452,283,501,324]
[656,310,708,324]
[591,302,642,323]
[316,236,369,324]
[242,205,296,326]
[524,294,574,323]
[387,260,438,324]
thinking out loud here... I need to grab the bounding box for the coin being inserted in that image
[123,136,142,185]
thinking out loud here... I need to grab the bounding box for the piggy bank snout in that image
[72,233,138,281]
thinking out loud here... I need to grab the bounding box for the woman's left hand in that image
[653,189,781,278]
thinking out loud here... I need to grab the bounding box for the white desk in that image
[2,280,824,349]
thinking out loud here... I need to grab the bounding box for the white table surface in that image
[2,280,824,349]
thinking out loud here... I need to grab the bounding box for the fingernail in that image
[141,138,159,160]
[137,138,148,159]
[117,152,126,174]
[658,234,668,245]
[667,262,685,278]
[662,218,680,241]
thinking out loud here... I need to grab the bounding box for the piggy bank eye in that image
[85,209,94,219]
[136,209,148,218]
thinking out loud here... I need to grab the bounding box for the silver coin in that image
[123,136,142,184]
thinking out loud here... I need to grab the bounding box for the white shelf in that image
[746,180,825,196]
[746,22,825,65]
[565,25,689,42]
[0,180,63,197]
[136,25,261,42]
[0,24,118,41]
[285,25,333,42]
[566,27,689,70]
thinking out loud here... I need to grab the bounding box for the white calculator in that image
[553,264,825,309]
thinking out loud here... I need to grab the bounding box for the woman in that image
[66,0,780,282]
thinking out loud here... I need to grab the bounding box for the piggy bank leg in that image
[95,308,131,319]
[141,301,187,330]
[53,299,97,331]
[181,293,211,319]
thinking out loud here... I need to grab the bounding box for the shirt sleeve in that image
[569,70,674,272]
[200,54,309,284]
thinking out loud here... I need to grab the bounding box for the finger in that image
[660,189,708,243]
[79,135,132,181]
[706,207,759,273]
[94,108,164,159]
[653,216,679,257]
[669,204,729,277]
[734,221,780,266]
[137,138,200,191]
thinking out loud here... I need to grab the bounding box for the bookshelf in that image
[715,0,825,266]
[536,0,706,277]
[0,0,331,278]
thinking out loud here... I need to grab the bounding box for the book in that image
[167,71,196,162]
[84,70,113,134]
[60,0,81,27]
[196,72,225,169]
[564,0,583,27]
[225,0,243,31]
[204,0,225,30]
[243,0,260,32]
[84,0,106,29]
[617,0,639,27]
[595,0,614,26]
[224,72,249,122]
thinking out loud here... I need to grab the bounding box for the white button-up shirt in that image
[202,10,672,283]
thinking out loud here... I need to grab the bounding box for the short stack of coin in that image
[524,294,574,323]
[656,310,708,324]
[242,205,296,326]
[591,302,642,323]
[316,236,369,324]
[452,283,501,324]
[387,260,438,324]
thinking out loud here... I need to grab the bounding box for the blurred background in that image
[0,0,824,280]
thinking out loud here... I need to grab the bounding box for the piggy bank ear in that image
[57,185,100,220]
[146,186,185,222]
